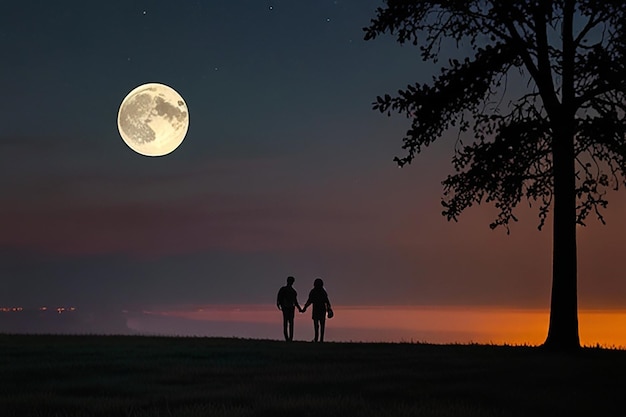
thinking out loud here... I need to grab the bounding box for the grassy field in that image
[1,334,625,416]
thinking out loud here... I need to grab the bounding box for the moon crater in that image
[117,83,189,156]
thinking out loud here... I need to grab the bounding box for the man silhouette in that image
[276,276,302,342]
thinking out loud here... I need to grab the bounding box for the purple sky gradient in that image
[1,0,625,320]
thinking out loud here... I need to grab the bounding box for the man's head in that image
[287,276,295,285]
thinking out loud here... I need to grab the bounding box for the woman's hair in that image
[313,278,324,288]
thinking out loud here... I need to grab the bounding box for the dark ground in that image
[1,334,625,416]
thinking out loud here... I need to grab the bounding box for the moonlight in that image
[117,83,189,156]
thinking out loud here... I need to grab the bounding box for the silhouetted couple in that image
[276,276,332,342]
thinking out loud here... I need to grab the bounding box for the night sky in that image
[2,0,625,316]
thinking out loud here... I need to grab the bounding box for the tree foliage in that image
[364,0,626,232]
[364,1,626,350]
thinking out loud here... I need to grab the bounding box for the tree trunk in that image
[543,1,580,351]
[543,122,580,351]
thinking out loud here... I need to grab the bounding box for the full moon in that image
[117,83,189,156]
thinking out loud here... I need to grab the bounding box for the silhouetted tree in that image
[364,1,626,351]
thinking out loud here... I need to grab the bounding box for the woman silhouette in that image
[302,278,332,342]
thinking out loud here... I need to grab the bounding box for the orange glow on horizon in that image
[146,305,626,348]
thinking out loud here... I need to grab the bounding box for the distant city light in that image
[0,306,77,313]
[0,307,23,312]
